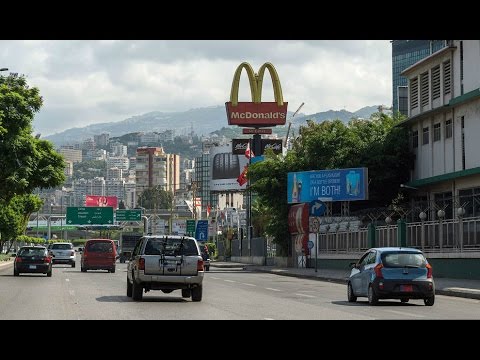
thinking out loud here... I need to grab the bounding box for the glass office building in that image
[392,40,448,116]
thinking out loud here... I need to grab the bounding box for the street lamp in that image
[400,184,419,190]
[0,68,8,72]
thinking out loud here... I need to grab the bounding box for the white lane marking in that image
[242,283,257,287]
[224,279,236,283]
[65,279,70,282]
[265,287,282,292]
[295,293,316,298]
[210,277,220,280]
[264,318,275,320]
[383,310,425,318]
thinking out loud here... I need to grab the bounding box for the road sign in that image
[116,209,142,221]
[195,220,209,241]
[307,240,314,249]
[186,220,196,236]
[66,207,114,225]
[309,200,326,217]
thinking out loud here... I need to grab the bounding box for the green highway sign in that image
[186,220,196,236]
[66,207,114,225]
[116,209,142,221]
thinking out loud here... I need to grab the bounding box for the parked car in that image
[127,235,204,301]
[49,242,76,267]
[347,247,435,306]
[81,239,117,273]
[14,246,52,277]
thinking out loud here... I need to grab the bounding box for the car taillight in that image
[197,259,204,271]
[426,263,433,278]
[138,258,145,270]
[374,263,383,278]
[15,257,22,263]
[44,257,51,263]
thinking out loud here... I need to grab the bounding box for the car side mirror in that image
[349,262,358,269]
[11,253,16,258]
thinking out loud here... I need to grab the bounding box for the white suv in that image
[49,242,76,267]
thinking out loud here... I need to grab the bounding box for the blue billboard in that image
[287,168,368,204]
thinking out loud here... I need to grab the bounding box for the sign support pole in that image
[315,232,318,273]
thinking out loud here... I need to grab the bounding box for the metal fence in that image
[317,216,480,254]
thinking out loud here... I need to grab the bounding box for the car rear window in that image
[18,248,45,256]
[144,238,199,256]
[51,243,73,250]
[86,241,113,253]
[381,252,426,268]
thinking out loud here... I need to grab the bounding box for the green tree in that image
[0,73,66,249]
[137,187,173,210]
[249,112,413,255]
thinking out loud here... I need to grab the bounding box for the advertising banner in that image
[287,168,368,204]
[288,203,309,235]
[232,139,250,155]
[171,220,186,235]
[260,139,283,155]
[210,144,249,192]
[85,195,118,209]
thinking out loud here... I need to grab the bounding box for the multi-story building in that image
[392,40,448,116]
[124,182,136,208]
[105,179,125,202]
[194,153,215,214]
[110,144,128,157]
[135,147,180,199]
[94,133,110,149]
[400,40,480,219]
[59,146,82,163]
[64,160,73,178]
[140,132,160,144]
[81,138,95,152]
[107,167,123,180]
[94,149,107,161]
[107,156,129,171]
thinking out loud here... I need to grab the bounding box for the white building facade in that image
[401,40,480,219]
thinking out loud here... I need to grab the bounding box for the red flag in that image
[245,141,254,159]
[207,204,211,218]
[237,165,248,186]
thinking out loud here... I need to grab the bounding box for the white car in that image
[49,242,76,267]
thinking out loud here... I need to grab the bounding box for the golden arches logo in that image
[225,62,288,127]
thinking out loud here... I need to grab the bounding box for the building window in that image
[443,60,451,95]
[434,191,453,219]
[398,86,408,116]
[445,119,452,138]
[434,123,441,142]
[420,72,429,108]
[412,130,419,148]
[423,127,429,145]
[410,77,419,109]
[459,187,480,218]
[431,65,441,100]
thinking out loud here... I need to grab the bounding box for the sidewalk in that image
[210,261,480,300]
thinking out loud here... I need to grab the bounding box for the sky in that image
[0,40,392,136]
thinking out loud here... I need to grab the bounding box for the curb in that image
[211,263,248,269]
[436,289,480,300]
[0,260,14,270]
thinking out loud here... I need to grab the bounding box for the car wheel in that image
[71,262,76,268]
[132,279,143,301]
[47,270,52,277]
[126,277,133,297]
[400,298,409,303]
[110,267,116,273]
[81,266,87,272]
[424,295,435,306]
[368,285,378,305]
[347,282,357,302]
[13,269,19,276]
[191,285,203,302]
[205,265,210,271]
[181,289,191,298]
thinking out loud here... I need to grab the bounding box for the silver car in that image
[127,236,205,302]
[49,242,76,267]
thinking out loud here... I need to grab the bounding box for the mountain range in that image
[44,105,381,146]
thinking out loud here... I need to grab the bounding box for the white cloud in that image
[0,40,392,135]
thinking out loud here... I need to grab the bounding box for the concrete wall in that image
[231,256,265,265]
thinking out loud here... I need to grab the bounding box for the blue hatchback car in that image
[347,247,435,306]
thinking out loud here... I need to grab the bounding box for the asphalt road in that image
[1,256,479,319]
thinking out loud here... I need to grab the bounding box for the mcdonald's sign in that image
[225,62,288,127]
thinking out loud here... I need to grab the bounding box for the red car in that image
[81,239,117,273]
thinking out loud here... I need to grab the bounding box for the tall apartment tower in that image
[392,40,448,116]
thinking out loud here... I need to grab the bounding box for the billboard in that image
[232,139,250,155]
[287,168,368,204]
[85,195,118,209]
[225,62,288,127]
[261,139,283,155]
[210,144,249,192]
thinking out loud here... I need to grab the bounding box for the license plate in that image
[29,265,37,269]
[400,284,413,292]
